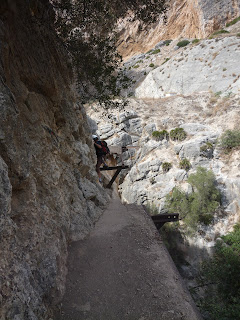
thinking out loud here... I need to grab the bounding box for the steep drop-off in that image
[0,1,107,319]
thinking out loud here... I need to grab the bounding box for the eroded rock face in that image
[87,91,240,238]
[117,0,240,59]
[0,1,107,319]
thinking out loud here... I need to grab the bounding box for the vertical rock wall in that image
[0,1,107,319]
[117,0,240,59]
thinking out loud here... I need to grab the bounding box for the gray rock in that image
[174,169,188,181]
[119,110,138,123]
[180,123,209,135]
[144,123,156,135]
[87,116,98,133]
[0,156,12,216]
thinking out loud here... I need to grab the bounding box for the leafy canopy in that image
[53,0,167,107]
[199,224,240,320]
[165,167,221,229]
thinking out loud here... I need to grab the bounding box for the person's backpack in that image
[100,141,110,155]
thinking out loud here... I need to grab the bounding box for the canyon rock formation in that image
[0,1,108,318]
[117,0,240,59]
[87,24,240,279]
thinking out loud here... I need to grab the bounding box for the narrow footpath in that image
[54,196,202,320]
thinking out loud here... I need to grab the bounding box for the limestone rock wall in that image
[117,0,240,59]
[0,1,107,319]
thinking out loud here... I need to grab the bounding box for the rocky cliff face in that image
[87,29,240,282]
[117,0,240,59]
[0,1,107,319]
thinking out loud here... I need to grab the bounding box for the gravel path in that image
[54,196,202,320]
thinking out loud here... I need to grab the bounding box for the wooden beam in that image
[106,168,122,189]
[100,165,129,171]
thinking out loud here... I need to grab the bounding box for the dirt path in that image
[54,196,202,320]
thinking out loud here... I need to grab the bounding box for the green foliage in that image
[151,49,161,54]
[170,128,187,141]
[200,142,214,158]
[237,33,240,37]
[177,40,190,47]
[226,16,240,27]
[215,91,222,96]
[162,162,172,173]
[165,167,221,230]
[200,224,240,319]
[162,57,170,64]
[149,63,155,67]
[179,158,191,171]
[53,0,167,107]
[212,29,230,36]
[152,130,169,141]
[200,142,214,152]
[145,201,159,215]
[164,40,172,46]
[133,64,140,68]
[192,39,200,44]
[219,129,240,152]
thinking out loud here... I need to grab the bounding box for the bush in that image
[151,49,160,54]
[226,16,240,27]
[152,130,169,141]
[179,158,191,171]
[162,162,172,173]
[200,142,214,152]
[212,29,229,36]
[145,201,159,215]
[170,128,187,141]
[133,64,140,68]
[162,57,170,65]
[219,129,240,152]
[177,40,190,47]
[149,63,155,67]
[192,39,200,44]
[200,142,214,158]
[164,40,172,46]
[165,167,221,229]
[200,224,240,319]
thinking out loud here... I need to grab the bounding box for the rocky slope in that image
[0,1,108,319]
[117,0,240,59]
[87,28,240,280]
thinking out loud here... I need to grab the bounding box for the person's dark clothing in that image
[94,141,105,156]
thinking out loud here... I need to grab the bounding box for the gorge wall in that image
[117,0,240,59]
[87,24,240,283]
[0,1,108,319]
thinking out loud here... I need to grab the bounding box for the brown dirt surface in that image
[54,196,202,320]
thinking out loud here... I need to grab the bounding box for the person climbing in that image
[92,135,109,182]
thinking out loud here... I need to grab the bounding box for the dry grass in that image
[212,52,219,60]
[211,98,232,116]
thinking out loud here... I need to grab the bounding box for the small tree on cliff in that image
[165,167,221,230]
[52,0,167,108]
